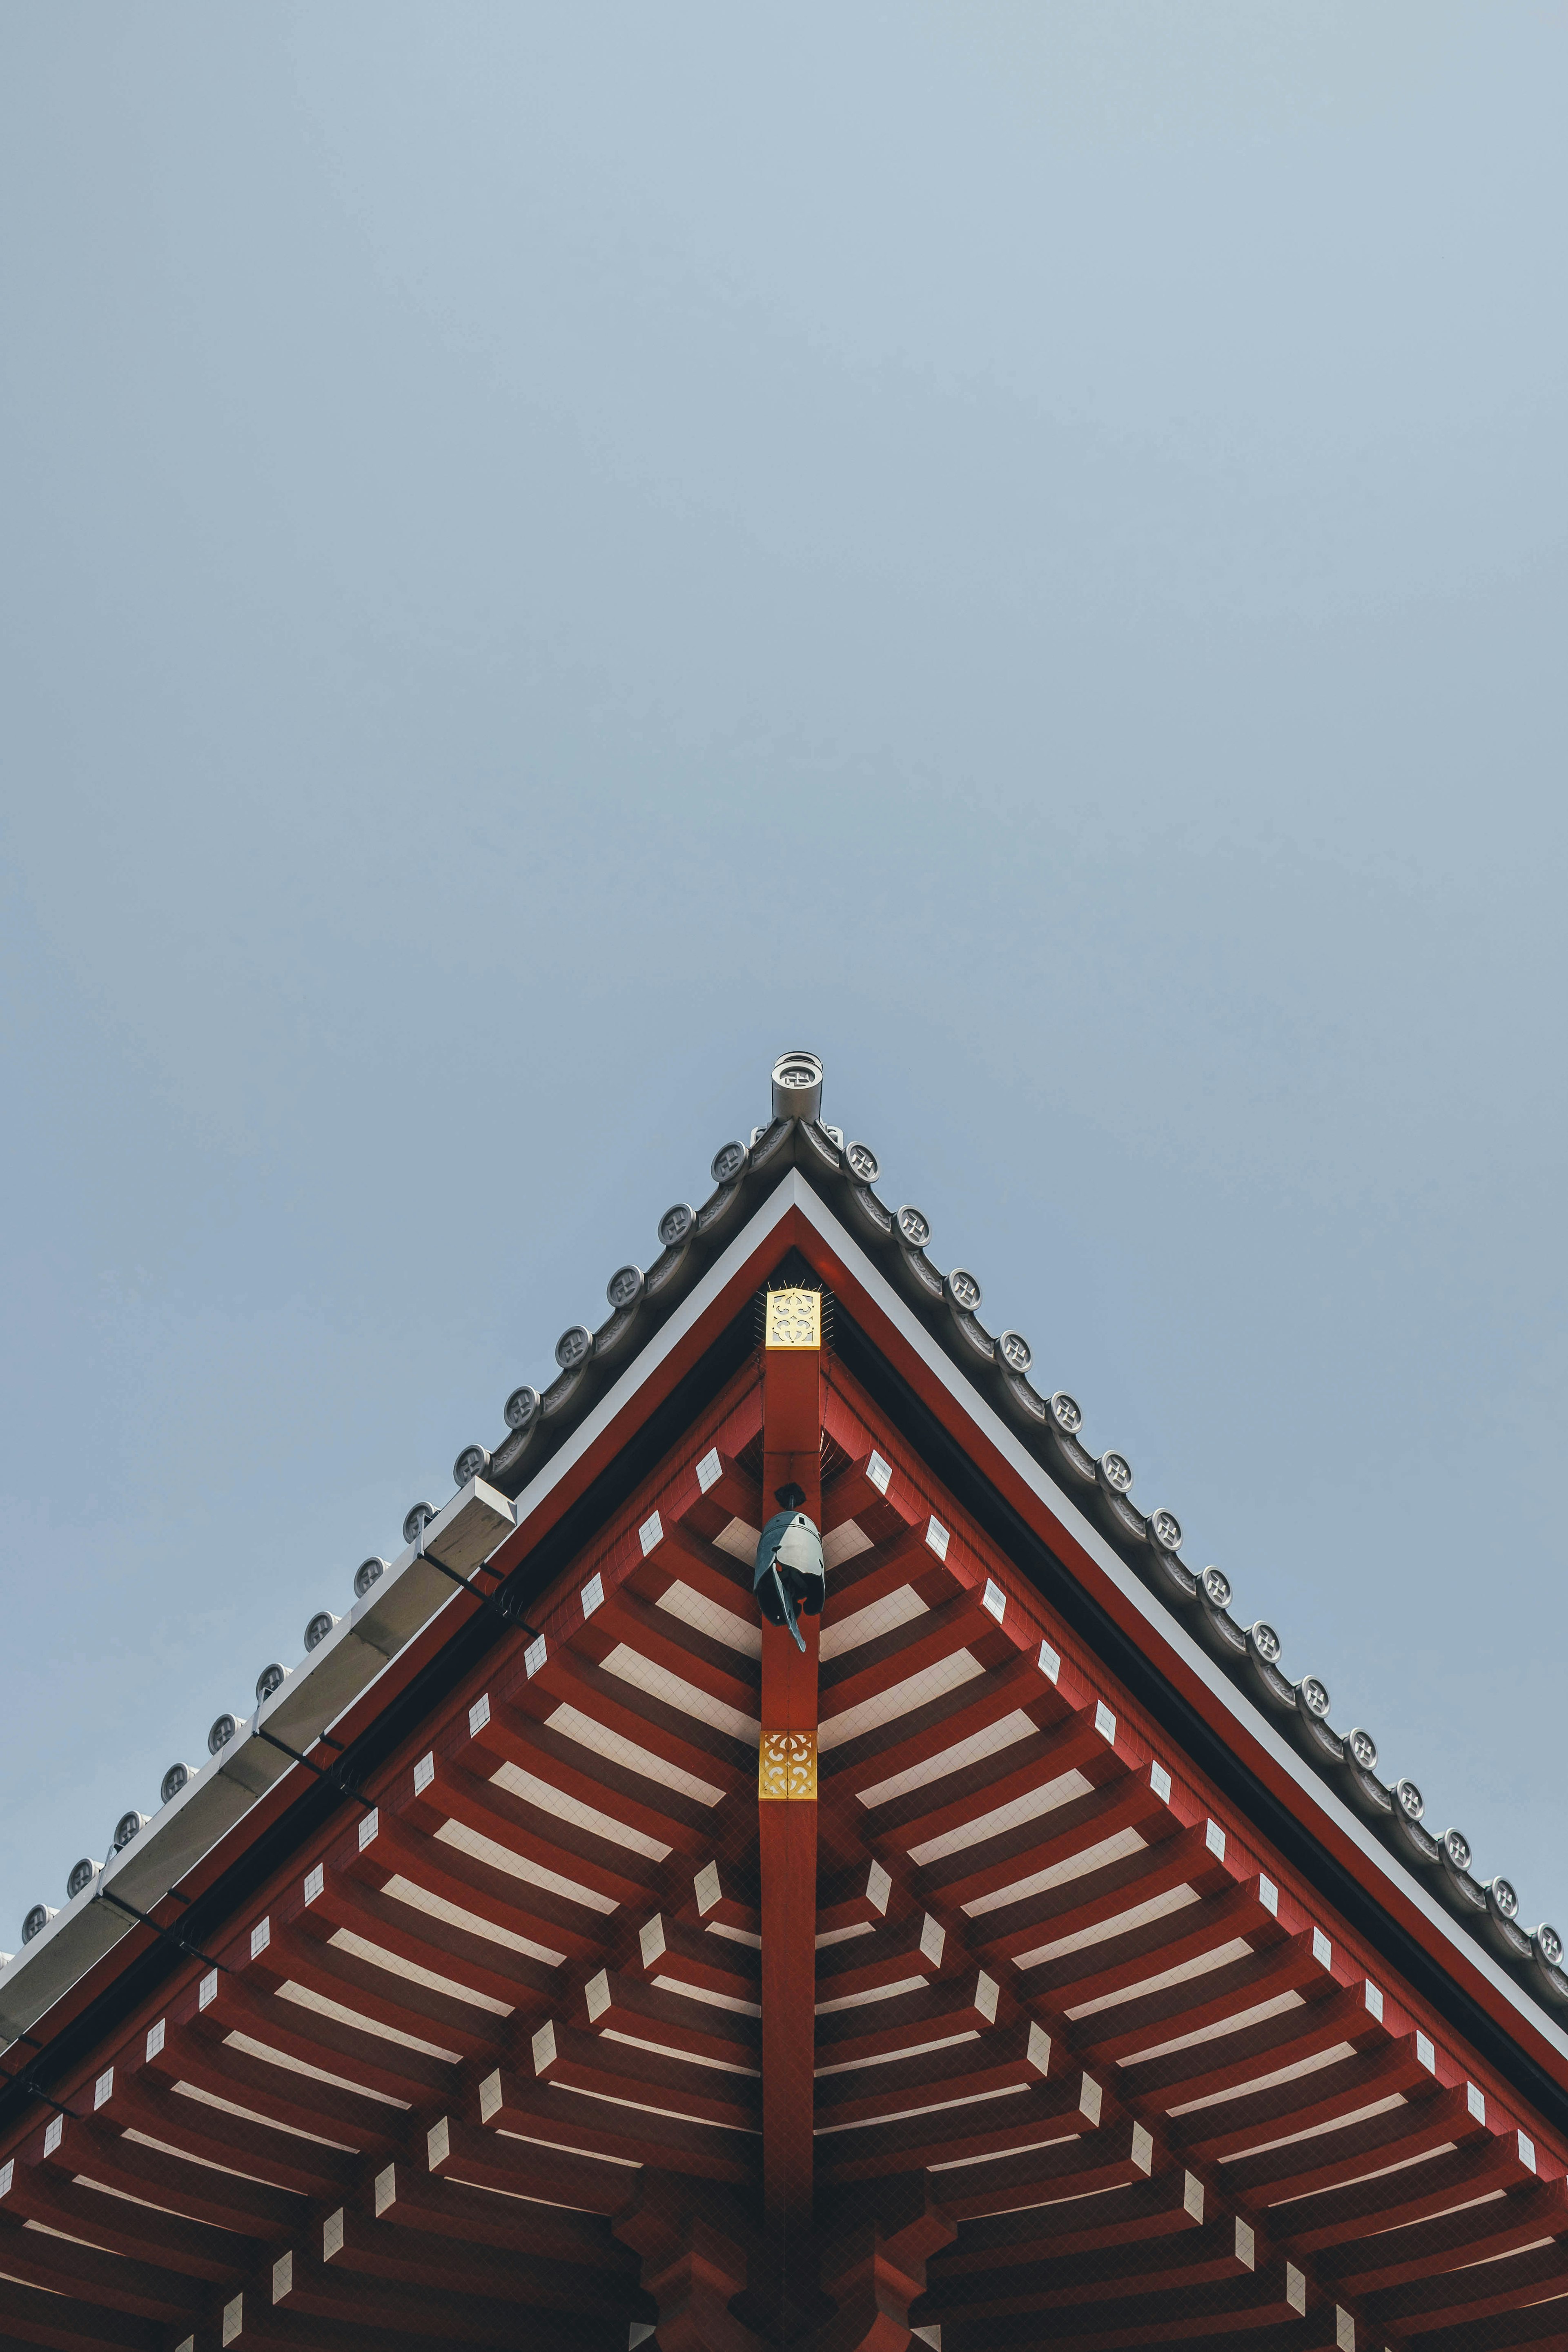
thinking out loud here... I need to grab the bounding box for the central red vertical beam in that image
[759,1301,822,2265]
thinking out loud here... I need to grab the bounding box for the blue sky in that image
[1,3,1564,1947]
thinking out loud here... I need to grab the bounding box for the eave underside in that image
[2,1350,1567,2352]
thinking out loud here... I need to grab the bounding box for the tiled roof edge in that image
[454,1095,1565,2027]
[9,1059,1562,2039]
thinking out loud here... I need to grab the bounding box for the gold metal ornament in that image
[765,1289,821,1351]
[758,1728,818,1800]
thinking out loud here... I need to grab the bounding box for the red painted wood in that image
[468,1694,719,1857]
[477,2064,756,2183]
[307,1860,555,2010]
[43,2114,306,2235]
[931,2168,1203,2262]
[819,2067,1105,2182]
[758,1329,822,2248]
[0,2274,158,2352]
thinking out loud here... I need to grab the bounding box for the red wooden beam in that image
[318,2202,647,2319]
[971,1820,1216,1967]
[819,2067,1106,2182]
[474,2062,756,2183]
[0,2274,158,2352]
[757,1290,824,2252]
[307,1861,555,2012]
[815,1968,1007,2067]
[927,2211,1267,2318]
[868,1703,1102,1853]
[530,2016,761,2132]
[1229,2080,1483,2213]
[634,1907,762,2006]
[1373,2237,1568,2338]
[425,2110,630,2213]
[406,1748,669,1911]
[92,2069,355,2200]
[931,2164,1201,2260]
[0,2216,200,2326]
[915,1761,1168,1911]
[575,1961,762,2068]
[260,1912,502,2062]
[140,2017,402,2156]
[579,1580,762,1719]
[467,1691,724,1858]
[1332,2176,1568,2297]
[350,1809,605,1964]
[1282,2125,1528,2251]
[44,2112,307,2236]
[1075,1928,1314,2067]
[365,2156,633,2262]
[1178,2039,1428,2166]
[198,1964,455,2107]
[1016,1875,1273,2013]
[0,2152,253,2279]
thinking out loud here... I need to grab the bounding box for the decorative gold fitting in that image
[758,1729,818,1801]
[765,1289,821,1351]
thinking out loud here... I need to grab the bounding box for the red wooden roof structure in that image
[3,1051,1567,2351]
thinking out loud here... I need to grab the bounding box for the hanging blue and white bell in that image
[753,1483,826,1653]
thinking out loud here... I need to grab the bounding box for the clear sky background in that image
[1,5,1564,1951]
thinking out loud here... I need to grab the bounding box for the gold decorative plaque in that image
[765,1288,821,1351]
[758,1728,818,1801]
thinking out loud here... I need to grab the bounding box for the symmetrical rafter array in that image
[2,1356,1565,2352]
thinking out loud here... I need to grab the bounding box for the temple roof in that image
[4,1050,1564,2067]
[3,1050,1568,2352]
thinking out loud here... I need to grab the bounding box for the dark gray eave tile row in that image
[456,1111,1568,2026]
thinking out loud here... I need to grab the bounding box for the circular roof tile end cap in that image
[1098,1451,1134,1497]
[1535,1922,1564,1968]
[255,1662,289,1706]
[845,1140,879,1186]
[304,1609,340,1652]
[504,1384,541,1434]
[67,1856,100,1900]
[354,1556,387,1600]
[1201,1566,1233,1610]
[658,1202,695,1251]
[1049,1391,1083,1437]
[403,1502,436,1548]
[1149,1509,1183,1555]
[453,1443,491,1488]
[895,1203,931,1250]
[22,1903,56,1944]
[1488,1875,1520,1924]
[207,1712,240,1757]
[1394,1776,1424,1820]
[160,1762,195,1806]
[1441,1826,1472,1873]
[113,1809,148,1852]
[1297,1675,1332,1721]
[771,1050,823,1125]
[1346,1726,1379,1773]
[997,1330,1032,1375]
[606,1264,645,1313]
[555,1325,593,1373]
[1248,1619,1282,1664]
[711,1140,749,1187]
[945,1267,982,1314]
